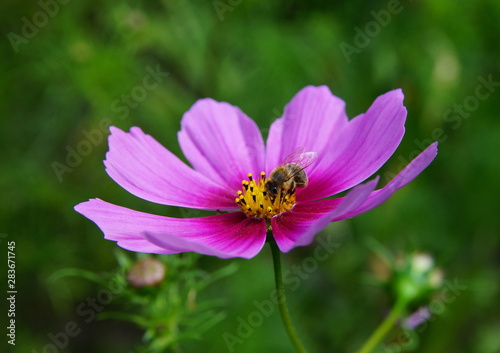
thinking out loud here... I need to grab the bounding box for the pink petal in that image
[336,142,438,220]
[75,199,267,259]
[293,143,438,222]
[265,86,349,172]
[300,89,407,201]
[271,178,379,253]
[178,98,265,191]
[75,198,179,254]
[144,214,267,259]
[104,127,237,210]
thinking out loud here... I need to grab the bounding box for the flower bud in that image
[127,258,166,288]
[394,253,443,303]
[403,306,431,329]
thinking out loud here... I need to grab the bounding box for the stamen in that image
[235,171,296,219]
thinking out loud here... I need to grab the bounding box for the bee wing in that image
[280,147,318,168]
[279,146,306,166]
[295,151,318,169]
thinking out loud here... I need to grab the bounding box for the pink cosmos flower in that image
[75,86,437,259]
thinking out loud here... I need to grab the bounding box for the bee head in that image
[264,181,279,197]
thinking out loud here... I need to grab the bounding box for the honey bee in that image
[265,147,318,199]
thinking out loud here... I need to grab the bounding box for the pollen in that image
[235,172,296,219]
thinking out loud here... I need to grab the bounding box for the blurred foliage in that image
[1,0,500,352]
[49,251,237,353]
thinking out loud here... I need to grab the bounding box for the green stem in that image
[356,298,407,353]
[268,237,308,353]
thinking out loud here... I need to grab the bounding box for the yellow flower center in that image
[235,172,296,219]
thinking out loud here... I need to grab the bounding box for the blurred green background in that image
[2,0,500,352]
